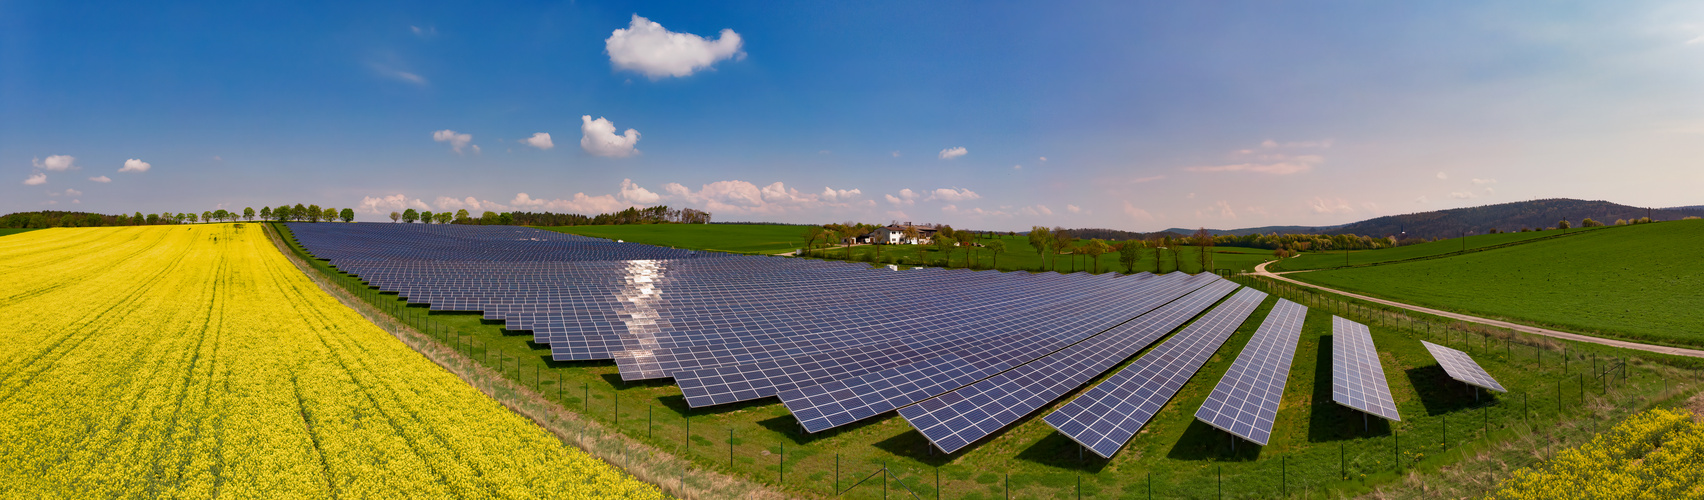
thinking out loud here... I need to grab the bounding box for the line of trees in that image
[504,206,711,226]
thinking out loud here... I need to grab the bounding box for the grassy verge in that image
[274,223,1701,499]
[1286,219,1704,349]
[1272,225,1613,272]
[0,228,41,237]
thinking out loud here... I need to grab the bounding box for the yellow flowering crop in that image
[1488,407,1704,500]
[0,225,663,499]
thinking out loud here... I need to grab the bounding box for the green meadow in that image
[0,228,40,237]
[1272,225,1610,272]
[276,222,1700,499]
[541,224,811,254]
[1289,220,1704,348]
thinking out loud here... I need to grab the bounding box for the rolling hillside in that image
[1180,199,1704,240]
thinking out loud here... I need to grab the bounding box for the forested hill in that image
[1160,199,1704,240]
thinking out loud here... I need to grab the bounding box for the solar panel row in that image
[1330,317,1402,422]
[1044,287,1269,458]
[1193,298,1308,446]
[900,279,1241,453]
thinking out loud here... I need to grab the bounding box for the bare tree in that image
[390,211,401,223]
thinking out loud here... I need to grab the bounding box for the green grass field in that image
[1272,225,1611,272]
[541,224,812,254]
[275,222,1699,499]
[1289,220,1704,348]
[0,228,41,237]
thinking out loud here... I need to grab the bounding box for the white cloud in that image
[1308,197,1354,214]
[1688,34,1704,45]
[1484,187,1496,195]
[1130,175,1166,184]
[1122,201,1153,221]
[891,151,901,158]
[1019,204,1054,217]
[433,130,475,154]
[885,194,904,205]
[1067,204,1082,214]
[1199,200,1236,219]
[520,133,554,150]
[411,25,437,37]
[89,175,111,183]
[359,193,431,214]
[938,147,967,160]
[434,196,508,213]
[1436,172,1449,180]
[34,155,77,171]
[925,187,980,202]
[605,14,744,79]
[1013,164,1022,170]
[63,188,82,196]
[1449,191,1476,199]
[1039,157,1047,162]
[1415,195,1430,204]
[371,62,427,85]
[119,158,151,173]
[23,172,46,185]
[941,205,1009,217]
[580,116,640,157]
[71,199,80,204]
[1262,139,1334,149]
[1186,155,1322,175]
[619,178,661,203]
[1472,178,1497,184]
[819,186,862,202]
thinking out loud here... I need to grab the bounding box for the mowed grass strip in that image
[0,225,662,498]
[542,224,811,254]
[1290,220,1704,348]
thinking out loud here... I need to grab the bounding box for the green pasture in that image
[1289,219,1704,348]
[541,224,810,254]
[0,228,40,237]
[274,222,1697,499]
[1272,225,1611,272]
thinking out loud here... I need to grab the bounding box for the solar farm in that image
[273,221,1691,498]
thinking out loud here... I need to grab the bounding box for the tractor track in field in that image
[1253,260,1704,359]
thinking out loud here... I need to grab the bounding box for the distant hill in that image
[1176,199,1704,240]
[1664,205,1704,211]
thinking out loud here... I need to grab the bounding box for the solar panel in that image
[899,279,1241,454]
[1420,341,1507,393]
[1193,298,1308,445]
[1043,287,1268,458]
[1330,317,1401,422]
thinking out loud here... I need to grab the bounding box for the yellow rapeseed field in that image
[1488,407,1704,499]
[0,225,663,499]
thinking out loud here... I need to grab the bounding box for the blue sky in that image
[4,1,1702,230]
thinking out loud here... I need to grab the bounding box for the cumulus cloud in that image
[1013,165,1022,170]
[34,155,77,171]
[938,147,967,160]
[891,151,901,158]
[819,186,862,202]
[659,180,869,215]
[411,25,437,37]
[1436,172,1449,180]
[89,175,111,183]
[885,194,904,205]
[433,130,475,154]
[619,178,661,203]
[1449,191,1476,199]
[1019,204,1054,217]
[49,188,82,197]
[1200,200,1236,219]
[118,158,151,173]
[1067,204,1082,214]
[1130,175,1166,184]
[581,116,640,157]
[941,205,1009,217]
[23,172,46,185]
[1308,197,1354,214]
[1039,157,1047,162]
[925,187,979,202]
[1415,195,1430,204]
[358,193,432,214]
[1472,178,1497,184]
[520,132,554,150]
[605,14,744,79]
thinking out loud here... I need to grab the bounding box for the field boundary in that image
[262,222,788,500]
[1255,260,1704,359]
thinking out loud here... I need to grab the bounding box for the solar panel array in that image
[1193,298,1308,445]
[1420,341,1507,393]
[1044,287,1269,458]
[288,223,1247,444]
[1330,317,1402,422]
[899,279,1240,453]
